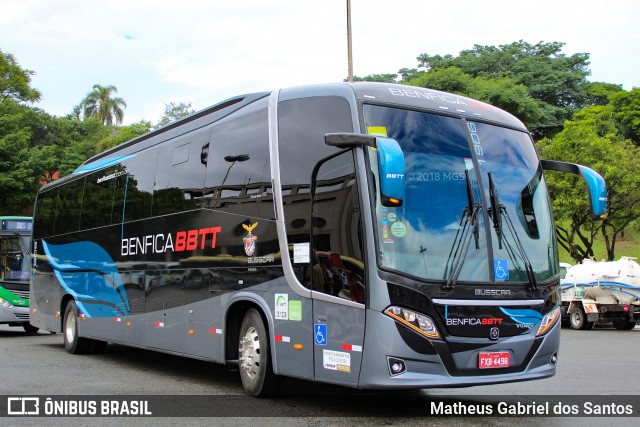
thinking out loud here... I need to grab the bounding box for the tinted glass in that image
[121,149,158,222]
[277,96,354,266]
[80,166,119,229]
[311,150,365,302]
[203,108,273,220]
[154,134,208,216]
[55,178,84,235]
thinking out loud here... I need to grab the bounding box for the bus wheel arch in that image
[225,300,282,397]
[61,297,107,354]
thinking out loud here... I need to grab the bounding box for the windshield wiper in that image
[444,169,480,290]
[487,173,538,291]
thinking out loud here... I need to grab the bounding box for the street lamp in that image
[347,0,353,82]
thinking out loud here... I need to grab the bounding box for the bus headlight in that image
[536,306,560,336]
[0,297,14,310]
[384,306,441,340]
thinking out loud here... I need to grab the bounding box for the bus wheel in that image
[569,307,593,330]
[63,300,94,354]
[22,323,39,334]
[238,308,282,397]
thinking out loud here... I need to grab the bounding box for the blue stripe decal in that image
[73,154,135,174]
[42,240,130,317]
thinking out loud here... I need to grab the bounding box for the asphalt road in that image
[0,323,638,426]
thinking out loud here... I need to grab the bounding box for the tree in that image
[412,41,592,139]
[0,49,42,104]
[156,102,194,128]
[537,106,640,261]
[610,88,640,145]
[351,74,399,83]
[79,84,127,126]
[406,67,543,129]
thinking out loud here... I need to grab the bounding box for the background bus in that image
[0,216,37,333]
[30,83,606,396]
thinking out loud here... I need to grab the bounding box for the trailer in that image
[560,257,640,330]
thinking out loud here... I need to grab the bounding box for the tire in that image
[613,321,637,330]
[22,322,39,334]
[63,300,94,354]
[569,307,594,330]
[238,308,282,397]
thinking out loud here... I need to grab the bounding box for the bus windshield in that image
[0,233,31,283]
[364,104,557,284]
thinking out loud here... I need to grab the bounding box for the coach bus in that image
[0,216,37,333]
[30,83,607,396]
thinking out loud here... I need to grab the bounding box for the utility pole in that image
[347,0,353,82]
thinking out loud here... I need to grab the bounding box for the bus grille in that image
[14,313,30,321]
[11,290,29,300]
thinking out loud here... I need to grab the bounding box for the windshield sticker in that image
[367,126,388,137]
[275,293,288,320]
[293,242,310,263]
[390,221,407,238]
[494,259,509,280]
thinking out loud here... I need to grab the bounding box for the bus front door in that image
[311,149,366,386]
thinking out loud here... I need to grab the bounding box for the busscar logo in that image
[242,222,258,256]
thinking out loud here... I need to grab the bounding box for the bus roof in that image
[42,82,528,192]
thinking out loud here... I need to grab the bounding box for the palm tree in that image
[80,84,127,125]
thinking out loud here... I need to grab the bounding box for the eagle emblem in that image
[242,222,258,256]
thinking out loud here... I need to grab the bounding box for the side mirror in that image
[376,138,405,207]
[324,133,405,207]
[541,160,607,221]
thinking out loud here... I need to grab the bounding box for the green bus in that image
[0,216,37,333]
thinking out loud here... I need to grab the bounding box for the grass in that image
[557,225,640,265]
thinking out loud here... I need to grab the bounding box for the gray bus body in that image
[30,83,605,395]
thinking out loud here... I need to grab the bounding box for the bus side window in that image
[55,178,85,235]
[80,166,119,229]
[277,96,354,289]
[311,150,365,303]
[153,136,207,216]
[203,108,273,220]
[34,189,57,239]
[117,149,158,222]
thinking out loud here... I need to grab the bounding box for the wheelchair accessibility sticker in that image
[494,259,509,280]
[314,323,327,345]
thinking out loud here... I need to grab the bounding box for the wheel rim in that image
[239,326,261,380]
[571,310,583,327]
[65,310,76,344]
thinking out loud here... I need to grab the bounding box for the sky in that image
[2,0,639,125]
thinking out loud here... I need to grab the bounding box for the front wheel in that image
[238,308,282,397]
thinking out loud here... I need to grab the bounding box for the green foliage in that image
[412,40,592,139]
[351,74,399,83]
[156,102,195,129]
[406,67,543,128]
[79,84,127,126]
[609,88,640,144]
[0,49,42,104]
[537,106,640,261]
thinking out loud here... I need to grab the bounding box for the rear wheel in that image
[569,307,594,330]
[238,308,282,397]
[63,300,95,354]
[613,320,637,330]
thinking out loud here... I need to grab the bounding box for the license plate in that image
[479,352,511,369]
